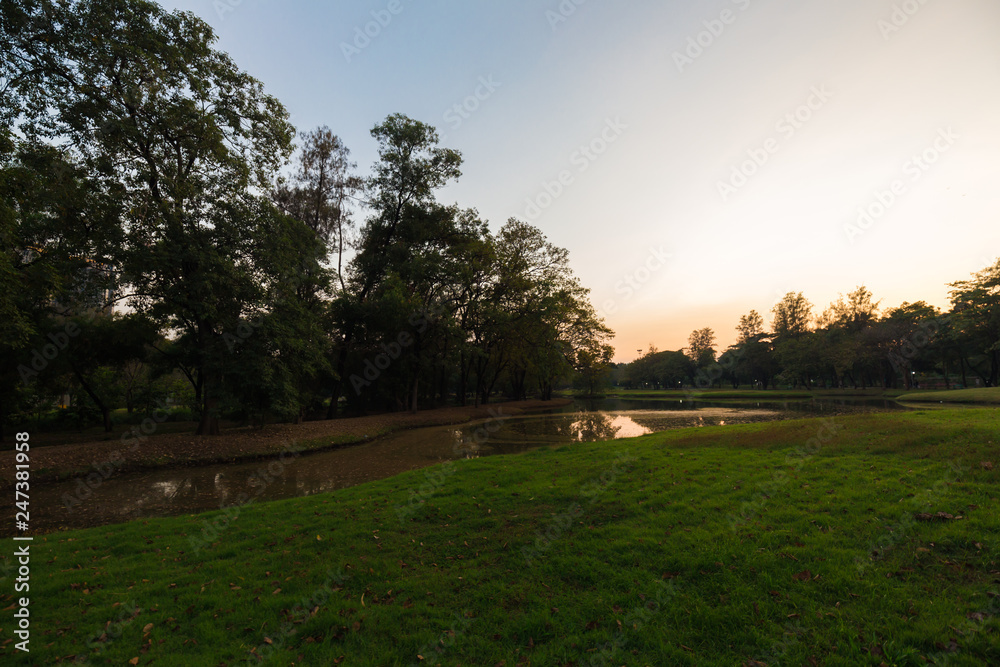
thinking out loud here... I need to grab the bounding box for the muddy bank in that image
[0,399,570,487]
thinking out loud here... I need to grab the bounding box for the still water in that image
[19,397,907,535]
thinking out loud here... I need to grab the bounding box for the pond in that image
[15,396,910,535]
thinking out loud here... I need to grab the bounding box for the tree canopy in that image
[0,0,614,435]
[621,271,1000,392]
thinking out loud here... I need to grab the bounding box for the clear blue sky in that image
[162,0,1000,361]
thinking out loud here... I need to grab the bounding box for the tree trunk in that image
[197,372,220,436]
[484,373,501,405]
[410,376,419,414]
[326,345,350,419]
[459,350,468,407]
[197,398,220,435]
[71,365,114,433]
[437,364,447,407]
[474,359,487,408]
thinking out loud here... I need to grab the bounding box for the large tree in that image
[273,126,361,289]
[736,310,765,344]
[949,259,1000,387]
[686,327,716,367]
[771,292,813,341]
[816,287,882,389]
[4,0,297,434]
[0,128,120,438]
[731,310,775,389]
[328,113,462,416]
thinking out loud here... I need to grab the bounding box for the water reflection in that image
[7,396,911,536]
[568,412,621,441]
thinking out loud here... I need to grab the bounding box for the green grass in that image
[898,388,1000,405]
[610,389,813,399]
[608,388,907,400]
[2,410,999,665]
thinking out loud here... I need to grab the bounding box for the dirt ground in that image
[0,399,571,487]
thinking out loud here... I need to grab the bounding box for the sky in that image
[161,0,1000,362]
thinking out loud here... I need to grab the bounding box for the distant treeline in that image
[620,277,1000,391]
[0,0,613,436]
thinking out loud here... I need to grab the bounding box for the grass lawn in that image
[608,388,907,400]
[898,388,1000,405]
[2,410,998,665]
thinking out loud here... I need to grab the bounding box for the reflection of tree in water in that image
[451,429,483,459]
[117,478,198,523]
[569,412,620,442]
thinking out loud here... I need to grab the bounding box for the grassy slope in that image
[2,410,999,666]
[898,388,1000,405]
